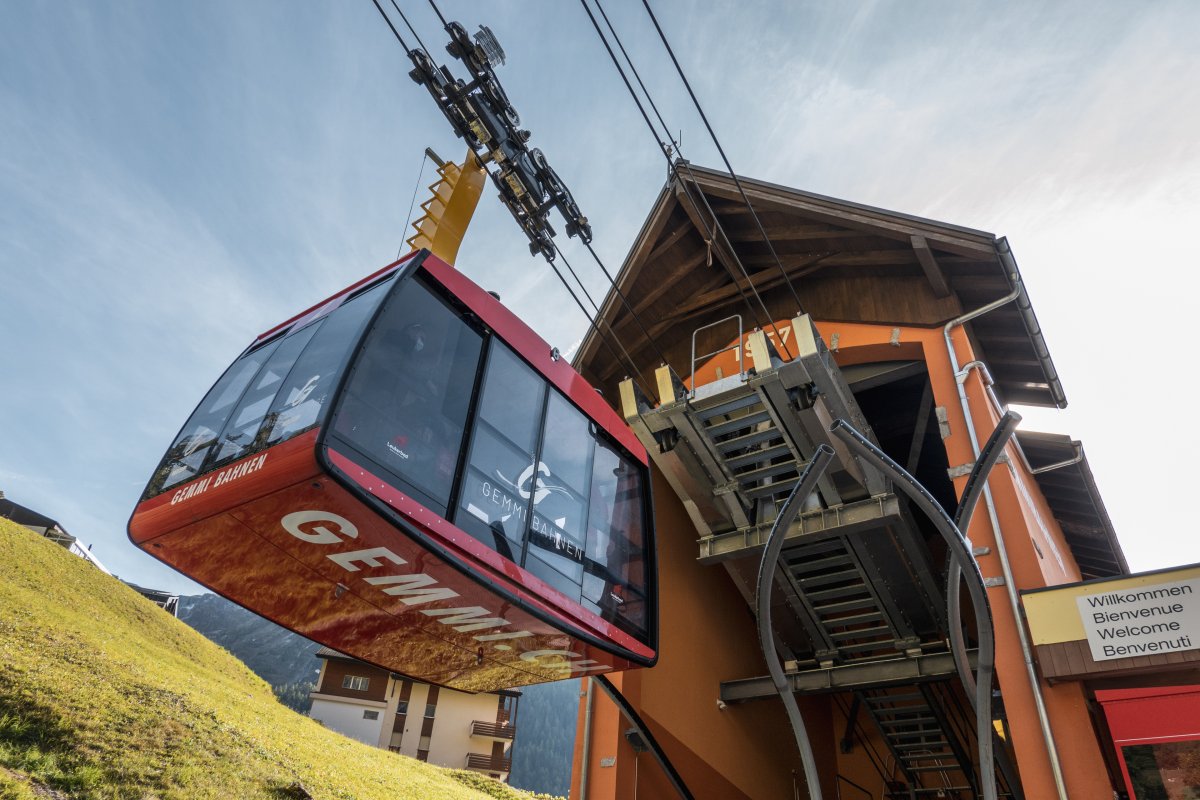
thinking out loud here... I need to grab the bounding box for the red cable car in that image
[129,250,657,691]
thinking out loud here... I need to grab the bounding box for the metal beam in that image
[697,494,902,564]
[721,650,976,702]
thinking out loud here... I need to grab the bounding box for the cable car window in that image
[146,338,282,497]
[207,324,319,469]
[454,343,547,560]
[583,438,648,637]
[334,276,484,516]
[523,392,592,602]
[264,278,391,447]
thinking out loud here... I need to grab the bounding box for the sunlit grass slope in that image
[0,519,552,800]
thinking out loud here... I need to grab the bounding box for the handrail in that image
[756,446,836,800]
[690,314,744,393]
[830,420,998,800]
[835,773,873,799]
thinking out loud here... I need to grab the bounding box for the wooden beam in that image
[672,183,749,288]
[645,222,697,264]
[740,249,917,268]
[609,246,711,340]
[726,224,869,243]
[911,235,951,298]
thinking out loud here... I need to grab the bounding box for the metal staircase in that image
[618,314,1022,799]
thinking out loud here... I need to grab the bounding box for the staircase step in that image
[695,392,761,420]
[715,428,782,453]
[705,409,772,437]
[809,597,879,614]
[787,553,854,574]
[735,459,802,486]
[725,443,791,469]
[829,625,890,641]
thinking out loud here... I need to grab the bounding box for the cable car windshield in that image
[143,274,396,499]
[327,271,650,640]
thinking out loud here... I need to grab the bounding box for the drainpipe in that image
[943,240,1069,800]
[960,359,1084,477]
[579,679,594,800]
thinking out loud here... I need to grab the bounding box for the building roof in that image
[575,163,1064,409]
[313,647,521,695]
[1016,430,1128,580]
[0,496,66,535]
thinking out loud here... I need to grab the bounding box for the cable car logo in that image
[495,461,569,506]
[279,509,612,676]
[289,374,320,406]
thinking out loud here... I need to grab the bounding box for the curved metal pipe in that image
[756,445,836,800]
[829,420,997,800]
[592,674,694,800]
[948,410,1022,703]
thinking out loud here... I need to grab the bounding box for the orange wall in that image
[572,468,813,799]
[823,320,1111,798]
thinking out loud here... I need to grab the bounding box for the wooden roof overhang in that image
[575,164,1065,410]
[1015,431,1128,580]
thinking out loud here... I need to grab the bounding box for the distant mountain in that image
[177,593,321,711]
[508,679,578,798]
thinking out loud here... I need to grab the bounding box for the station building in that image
[568,166,1199,799]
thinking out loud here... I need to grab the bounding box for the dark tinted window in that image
[454,343,546,560]
[208,323,318,468]
[583,439,649,635]
[333,276,484,516]
[265,279,390,447]
[146,338,281,496]
[143,275,393,500]
[523,393,592,604]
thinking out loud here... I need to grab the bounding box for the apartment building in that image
[308,647,518,781]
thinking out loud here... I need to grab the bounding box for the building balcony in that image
[470,720,516,741]
[465,753,512,774]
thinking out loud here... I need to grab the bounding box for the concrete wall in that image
[309,694,387,746]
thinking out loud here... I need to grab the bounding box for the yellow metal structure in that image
[405,148,488,265]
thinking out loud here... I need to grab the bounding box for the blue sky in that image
[2,1,1198,594]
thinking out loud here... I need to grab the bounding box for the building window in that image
[342,675,370,691]
[424,703,437,719]
[397,700,409,715]
[419,735,432,751]
[363,710,379,720]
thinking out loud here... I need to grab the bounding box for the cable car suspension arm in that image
[406,19,591,260]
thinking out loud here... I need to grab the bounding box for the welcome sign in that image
[1076,578,1200,662]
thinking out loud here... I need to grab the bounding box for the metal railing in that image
[470,720,516,740]
[465,753,512,772]
[690,314,744,394]
[835,774,874,800]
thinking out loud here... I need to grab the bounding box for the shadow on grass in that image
[0,682,102,797]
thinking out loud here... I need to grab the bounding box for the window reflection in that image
[455,344,545,560]
[334,276,483,517]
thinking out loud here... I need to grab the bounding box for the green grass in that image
[0,519,560,800]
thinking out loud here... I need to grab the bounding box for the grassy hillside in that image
[0,519,555,800]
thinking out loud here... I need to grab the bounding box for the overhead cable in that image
[639,0,806,315]
[582,0,798,357]
[388,0,434,61]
